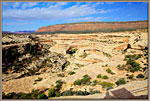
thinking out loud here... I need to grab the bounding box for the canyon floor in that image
[2,29,148,99]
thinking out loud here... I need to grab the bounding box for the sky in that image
[2,2,148,32]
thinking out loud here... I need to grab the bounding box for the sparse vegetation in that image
[102,75,109,79]
[100,81,114,88]
[68,71,75,75]
[48,88,55,97]
[103,52,112,58]
[2,21,148,99]
[116,78,126,86]
[127,74,134,79]
[57,73,65,77]
[74,74,91,86]
[62,61,70,71]
[2,89,48,99]
[97,74,102,78]
[68,48,77,56]
[75,63,84,67]
[106,68,115,75]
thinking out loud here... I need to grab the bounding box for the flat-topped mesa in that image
[36,20,148,33]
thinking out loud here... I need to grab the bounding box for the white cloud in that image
[3,2,119,21]
[22,2,39,9]
[67,16,110,22]
[3,22,35,25]
[127,3,132,5]
[12,2,22,8]
[105,2,114,5]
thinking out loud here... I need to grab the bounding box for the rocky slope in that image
[2,28,148,99]
[37,20,148,33]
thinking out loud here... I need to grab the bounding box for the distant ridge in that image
[14,30,35,34]
[36,20,148,34]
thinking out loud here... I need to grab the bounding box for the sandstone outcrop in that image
[37,21,148,33]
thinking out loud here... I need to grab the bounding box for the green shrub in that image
[106,68,115,74]
[81,74,91,84]
[30,89,39,99]
[68,71,75,75]
[74,79,82,85]
[62,90,73,96]
[127,74,134,79]
[116,78,126,86]
[75,90,89,96]
[57,73,65,77]
[48,88,55,97]
[74,74,91,85]
[69,48,77,56]
[117,64,126,70]
[127,59,141,72]
[89,89,101,95]
[35,77,43,82]
[124,54,142,72]
[76,63,84,67]
[37,93,48,99]
[55,92,61,97]
[19,93,32,99]
[125,54,142,60]
[102,75,109,79]
[100,81,114,88]
[62,61,70,70]
[106,86,113,91]
[97,74,102,78]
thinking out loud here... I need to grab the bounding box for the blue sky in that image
[2,2,148,32]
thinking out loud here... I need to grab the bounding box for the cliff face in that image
[37,21,148,32]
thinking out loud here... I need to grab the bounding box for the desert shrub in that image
[106,86,113,91]
[127,74,134,79]
[69,48,77,56]
[37,93,48,99]
[93,80,97,84]
[125,54,142,60]
[55,80,64,90]
[48,88,55,97]
[57,73,65,77]
[62,90,73,96]
[81,74,91,84]
[19,93,32,99]
[89,90,101,95]
[100,81,114,88]
[75,91,89,96]
[124,54,142,72]
[76,63,84,67]
[2,91,43,99]
[68,71,75,75]
[106,68,115,75]
[103,52,112,58]
[74,74,91,85]
[74,79,82,85]
[126,59,141,72]
[30,89,39,99]
[2,92,16,99]
[55,92,61,97]
[136,74,144,78]
[97,74,102,78]
[35,77,43,82]
[102,75,109,79]
[62,61,70,70]
[117,64,126,70]
[116,78,126,86]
